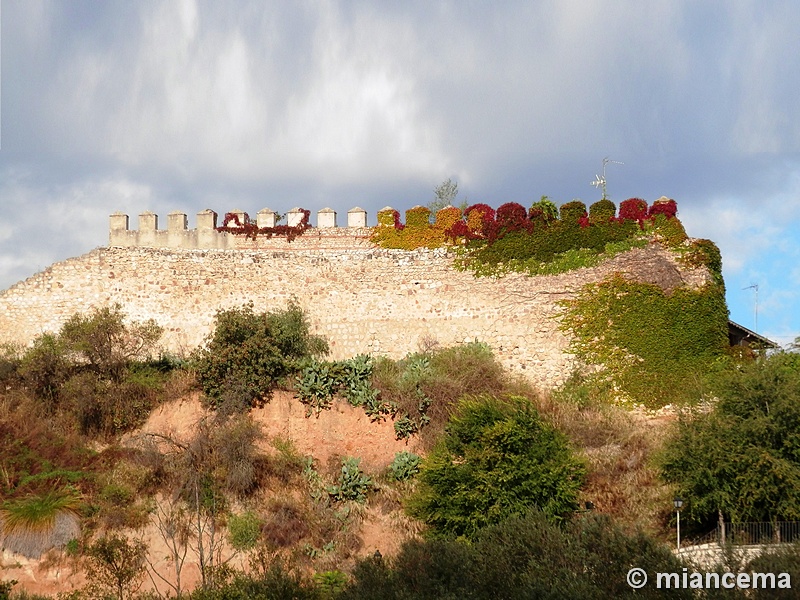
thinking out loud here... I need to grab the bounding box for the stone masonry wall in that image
[0,210,711,390]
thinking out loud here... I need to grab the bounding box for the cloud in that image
[2,0,800,340]
[0,170,156,288]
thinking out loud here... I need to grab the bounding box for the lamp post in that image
[674,497,684,552]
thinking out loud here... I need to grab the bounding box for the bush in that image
[589,198,616,224]
[0,489,81,558]
[558,200,587,224]
[84,534,147,600]
[16,306,167,436]
[193,301,328,409]
[261,499,310,548]
[212,416,265,498]
[228,511,264,552]
[18,334,69,406]
[374,342,506,447]
[619,197,648,222]
[59,303,162,382]
[407,395,586,539]
[0,343,20,384]
[342,511,690,600]
[645,213,687,247]
[188,566,321,600]
[661,353,800,527]
[528,196,559,225]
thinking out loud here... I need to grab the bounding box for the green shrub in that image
[407,396,585,539]
[18,334,69,405]
[188,566,321,600]
[59,303,162,382]
[16,306,168,436]
[228,511,264,552]
[559,200,587,224]
[314,570,348,598]
[193,301,328,409]
[528,196,558,225]
[661,353,800,527]
[644,212,687,247]
[84,534,147,600]
[62,370,161,437]
[374,342,506,446]
[0,580,15,600]
[1,489,81,558]
[1,489,80,535]
[342,511,688,600]
[589,198,616,223]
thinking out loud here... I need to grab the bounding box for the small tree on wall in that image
[428,178,461,218]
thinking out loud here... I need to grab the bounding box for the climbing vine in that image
[559,274,729,407]
[216,210,311,241]
[370,197,694,278]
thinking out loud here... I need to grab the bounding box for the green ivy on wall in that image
[559,274,729,407]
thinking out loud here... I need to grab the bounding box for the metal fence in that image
[688,522,800,547]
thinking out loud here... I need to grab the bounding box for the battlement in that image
[109,207,377,250]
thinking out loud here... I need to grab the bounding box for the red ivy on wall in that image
[648,199,678,219]
[619,198,648,223]
[216,210,311,241]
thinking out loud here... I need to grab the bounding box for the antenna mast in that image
[743,284,759,333]
[590,157,624,200]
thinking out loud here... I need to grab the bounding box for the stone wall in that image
[0,209,712,390]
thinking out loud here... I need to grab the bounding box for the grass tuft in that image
[1,489,81,535]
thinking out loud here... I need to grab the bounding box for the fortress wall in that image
[0,209,711,391]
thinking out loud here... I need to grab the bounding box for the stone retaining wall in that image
[0,211,711,390]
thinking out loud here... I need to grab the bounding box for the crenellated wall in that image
[108,207,374,250]
[0,208,712,390]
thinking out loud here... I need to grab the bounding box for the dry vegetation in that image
[0,306,685,598]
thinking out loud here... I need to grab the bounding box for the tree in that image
[17,305,165,435]
[60,303,162,381]
[427,178,460,217]
[144,415,266,590]
[85,534,147,600]
[407,395,585,539]
[142,495,191,599]
[192,301,328,409]
[18,333,69,405]
[661,352,800,527]
[341,511,690,600]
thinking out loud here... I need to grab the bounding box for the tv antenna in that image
[591,157,624,200]
[743,284,759,333]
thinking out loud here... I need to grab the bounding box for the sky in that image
[1,1,799,347]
